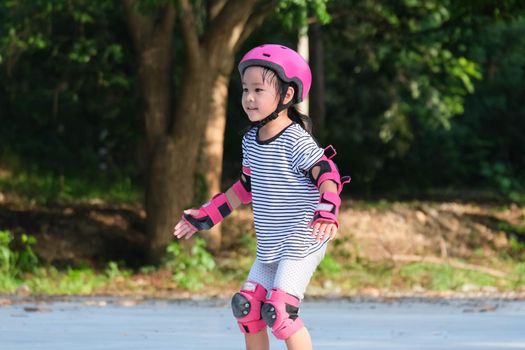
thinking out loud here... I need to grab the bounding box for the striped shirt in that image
[242,122,326,263]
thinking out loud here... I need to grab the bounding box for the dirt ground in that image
[0,194,524,272]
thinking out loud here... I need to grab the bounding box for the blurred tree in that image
[122,0,284,261]
[381,16,525,196]
[308,21,326,131]
[447,17,525,196]
[0,0,137,184]
[2,0,525,266]
[319,0,525,194]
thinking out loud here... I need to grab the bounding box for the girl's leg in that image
[273,244,327,299]
[246,258,277,293]
[239,259,278,350]
[245,329,270,350]
[272,244,328,349]
[285,327,312,350]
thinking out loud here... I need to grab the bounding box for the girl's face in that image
[241,66,280,122]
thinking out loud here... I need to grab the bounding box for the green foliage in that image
[0,228,130,294]
[511,263,525,288]
[498,220,525,260]
[0,230,39,291]
[0,0,139,187]
[164,239,216,291]
[400,16,525,194]
[318,252,342,277]
[321,0,499,192]
[238,232,257,256]
[105,261,131,280]
[0,230,39,278]
[0,156,139,204]
[277,0,332,32]
[0,257,131,294]
[0,231,15,277]
[399,262,498,290]
[26,267,109,294]
[1,0,525,204]
[483,162,525,203]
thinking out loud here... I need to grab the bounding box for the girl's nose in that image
[245,93,254,102]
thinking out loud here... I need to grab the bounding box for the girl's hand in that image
[311,221,338,242]
[173,209,199,240]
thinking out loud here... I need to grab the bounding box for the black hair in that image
[288,105,312,134]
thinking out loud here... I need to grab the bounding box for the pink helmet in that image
[238,44,312,104]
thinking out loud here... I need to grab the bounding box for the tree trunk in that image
[190,0,279,252]
[122,0,176,264]
[148,58,213,262]
[309,21,326,131]
[197,72,230,252]
[297,31,310,116]
[125,0,278,262]
[145,136,186,261]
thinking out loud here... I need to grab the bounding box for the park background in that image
[1,0,524,298]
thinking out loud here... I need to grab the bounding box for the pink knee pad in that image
[261,288,304,340]
[231,281,267,334]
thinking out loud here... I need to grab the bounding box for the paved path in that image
[1,298,525,349]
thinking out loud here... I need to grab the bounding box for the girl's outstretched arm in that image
[173,169,251,240]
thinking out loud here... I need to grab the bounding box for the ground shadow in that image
[0,203,147,269]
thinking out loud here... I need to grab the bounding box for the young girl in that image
[173,44,349,350]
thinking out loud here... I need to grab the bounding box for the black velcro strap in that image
[285,304,299,320]
[240,172,252,192]
[324,145,337,159]
[183,214,214,231]
[218,202,232,218]
[308,160,332,187]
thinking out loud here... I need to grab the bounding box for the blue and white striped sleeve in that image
[291,135,324,173]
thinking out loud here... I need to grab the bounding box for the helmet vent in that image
[262,53,271,57]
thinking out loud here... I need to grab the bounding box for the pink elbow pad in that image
[308,145,351,194]
[232,166,252,204]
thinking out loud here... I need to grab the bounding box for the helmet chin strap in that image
[252,99,294,129]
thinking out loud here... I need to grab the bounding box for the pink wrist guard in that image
[182,192,233,231]
[312,191,341,227]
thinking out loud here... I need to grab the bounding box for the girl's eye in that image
[255,88,264,93]
[242,88,248,93]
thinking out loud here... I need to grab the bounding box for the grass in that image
[1,225,524,297]
[398,262,498,291]
[2,250,525,297]
[311,257,525,294]
[0,163,524,297]
[0,161,139,205]
[0,265,129,295]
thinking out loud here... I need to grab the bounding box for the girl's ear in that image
[283,86,295,105]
